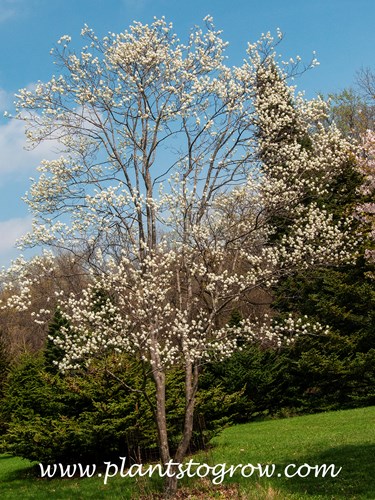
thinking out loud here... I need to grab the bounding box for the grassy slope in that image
[199,405,375,498]
[0,406,374,499]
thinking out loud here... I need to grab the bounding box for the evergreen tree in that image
[252,60,375,412]
[44,308,70,373]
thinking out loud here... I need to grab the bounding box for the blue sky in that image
[0,0,374,266]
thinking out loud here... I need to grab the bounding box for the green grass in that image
[197,405,375,498]
[0,406,374,499]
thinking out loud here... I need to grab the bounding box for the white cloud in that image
[122,0,147,11]
[0,215,31,253]
[0,88,12,111]
[0,0,39,25]
[0,0,21,23]
[0,118,58,181]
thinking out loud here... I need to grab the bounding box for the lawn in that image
[0,406,374,499]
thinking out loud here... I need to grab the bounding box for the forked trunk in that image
[164,361,200,497]
[153,357,200,498]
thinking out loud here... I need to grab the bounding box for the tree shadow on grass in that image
[276,444,375,499]
[0,454,163,499]
[0,455,38,482]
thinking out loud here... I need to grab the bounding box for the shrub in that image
[1,351,241,464]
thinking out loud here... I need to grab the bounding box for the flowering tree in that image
[2,18,357,496]
[357,130,375,267]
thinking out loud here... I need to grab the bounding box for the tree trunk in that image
[153,369,179,498]
[153,361,200,498]
[164,474,179,499]
[174,361,199,464]
[153,369,171,467]
[158,361,199,498]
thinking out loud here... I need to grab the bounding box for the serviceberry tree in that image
[1,18,357,496]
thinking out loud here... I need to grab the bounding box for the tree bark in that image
[174,361,199,463]
[153,369,171,467]
[163,362,200,497]
[153,368,178,498]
